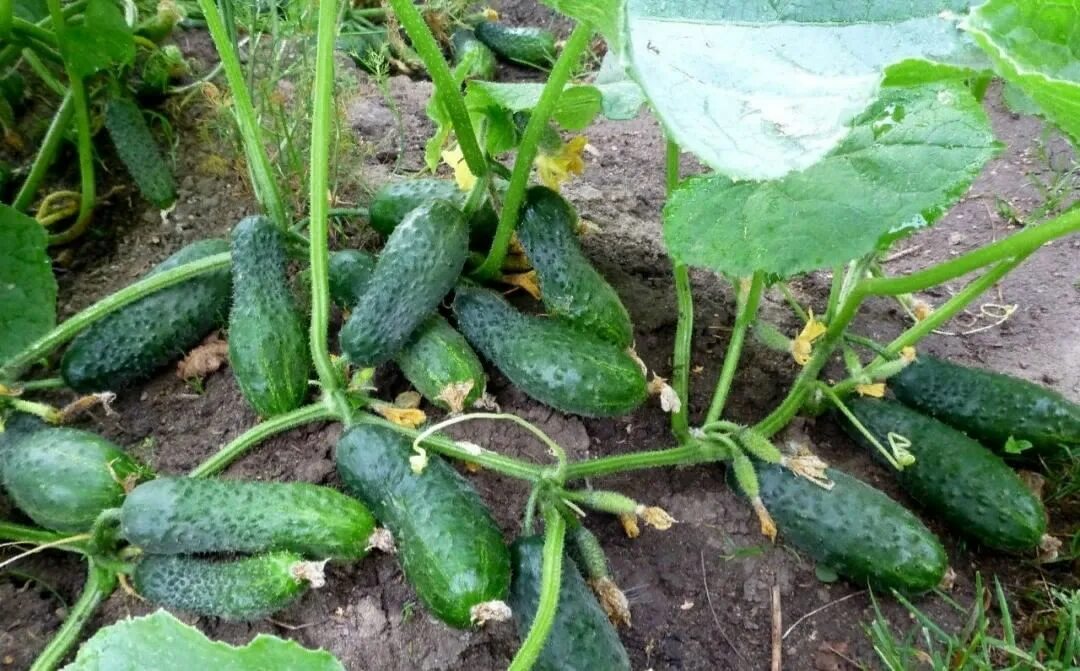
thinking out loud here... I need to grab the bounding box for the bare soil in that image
[2,3,1078,669]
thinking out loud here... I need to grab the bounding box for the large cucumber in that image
[104,97,177,208]
[509,536,631,671]
[517,186,634,347]
[228,216,310,417]
[452,285,646,417]
[120,477,376,560]
[845,398,1047,552]
[61,239,232,392]
[368,178,498,247]
[473,21,555,68]
[335,422,510,628]
[1,427,145,533]
[890,355,1080,454]
[339,202,469,367]
[752,464,947,593]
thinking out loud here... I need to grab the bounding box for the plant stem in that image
[0,253,231,381]
[11,16,56,45]
[0,0,83,68]
[0,521,84,552]
[819,384,901,470]
[473,22,593,280]
[507,501,566,671]
[188,402,338,478]
[28,564,116,671]
[13,93,74,211]
[564,442,727,481]
[667,138,693,441]
[13,377,65,391]
[704,272,764,424]
[414,411,567,477]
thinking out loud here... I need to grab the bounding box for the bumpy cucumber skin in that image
[120,477,376,560]
[340,202,469,367]
[451,28,497,81]
[328,249,375,308]
[518,186,634,347]
[0,412,47,478]
[61,239,232,392]
[104,98,177,208]
[1,428,143,533]
[132,552,308,621]
[846,398,1046,552]
[453,285,646,417]
[509,536,631,671]
[228,216,310,417]
[754,464,947,593]
[368,179,498,248]
[336,423,510,628]
[396,315,487,411]
[473,21,555,67]
[890,356,1080,453]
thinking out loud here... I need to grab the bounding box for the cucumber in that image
[339,201,469,367]
[228,216,310,417]
[104,97,177,208]
[452,27,497,81]
[120,477,377,560]
[132,552,314,621]
[518,186,634,347]
[845,398,1047,552]
[751,464,947,593]
[890,355,1080,454]
[61,239,232,393]
[473,21,555,68]
[336,423,510,628]
[509,536,631,671]
[368,178,498,248]
[452,285,646,417]
[328,249,375,308]
[1,427,145,533]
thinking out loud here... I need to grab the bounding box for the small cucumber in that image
[336,423,510,628]
[339,201,469,367]
[452,285,646,417]
[368,178,498,247]
[845,398,1047,552]
[1,428,145,533]
[890,355,1080,454]
[751,463,947,593]
[473,21,555,68]
[104,97,177,208]
[120,477,377,560]
[228,216,310,417]
[518,186,634,347]
[509,536,631,671]
[452,27,497,81]
[61,239,232,392]
[132,552,315,621]
[328,249,376,308]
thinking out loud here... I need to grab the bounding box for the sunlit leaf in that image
[465,81,602,130]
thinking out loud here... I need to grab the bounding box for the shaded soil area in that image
[2,4,1078,670]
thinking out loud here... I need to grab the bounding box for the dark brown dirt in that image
[2,5,1078,670]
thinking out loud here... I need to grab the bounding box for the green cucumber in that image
[518,186,634,347]
[845,398,1047,552]
[751,463,947,593]
[473,21,555,68]
[509,536,631,671]
[339,201,469,366]
[1,427,145,533]
[890,355,1080,454]
[452,27,497,81]
[368,178,498,247]
[452,285,646,417]
[336,423,510,628]
[120,477,376,560]
[328,249,375,308]
[61,239,232,393]
[132,552,315,621]
[104,97,177,208]
[228,216,310,417]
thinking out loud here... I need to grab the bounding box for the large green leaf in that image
[63,0,134,77]
[0,204,55,365]
[64,610,344,671]
[465,81,602,130]
[963,0,1080,146]
[663,82,999,278]
[621,0,985,180]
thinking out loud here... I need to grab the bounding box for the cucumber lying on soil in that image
[104,97,177,208]
[336,422,510,628]
[890,355,1080,454]
[517,186,634,347]
[368,178,498,247]
[61,239,232,392]
[120,477,377,560]
[473,21,556,68]
[452,27,497,81]
[452,285,646,417]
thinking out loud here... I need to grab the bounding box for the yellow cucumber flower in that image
[440,145,476,191]
[535,135,587,191]
[791,310,827,366]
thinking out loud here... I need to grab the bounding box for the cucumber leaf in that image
[541,0,620,50]
[0,205,55,366]
[465,81,602,131]
[663,82,999,279]
[621,0,985,180]
[63,610,344,671]
[62,0,134,77]
[962,0,1080,147]
[594,53,646,120]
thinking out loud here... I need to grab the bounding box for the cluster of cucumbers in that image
[451,17,558,77]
